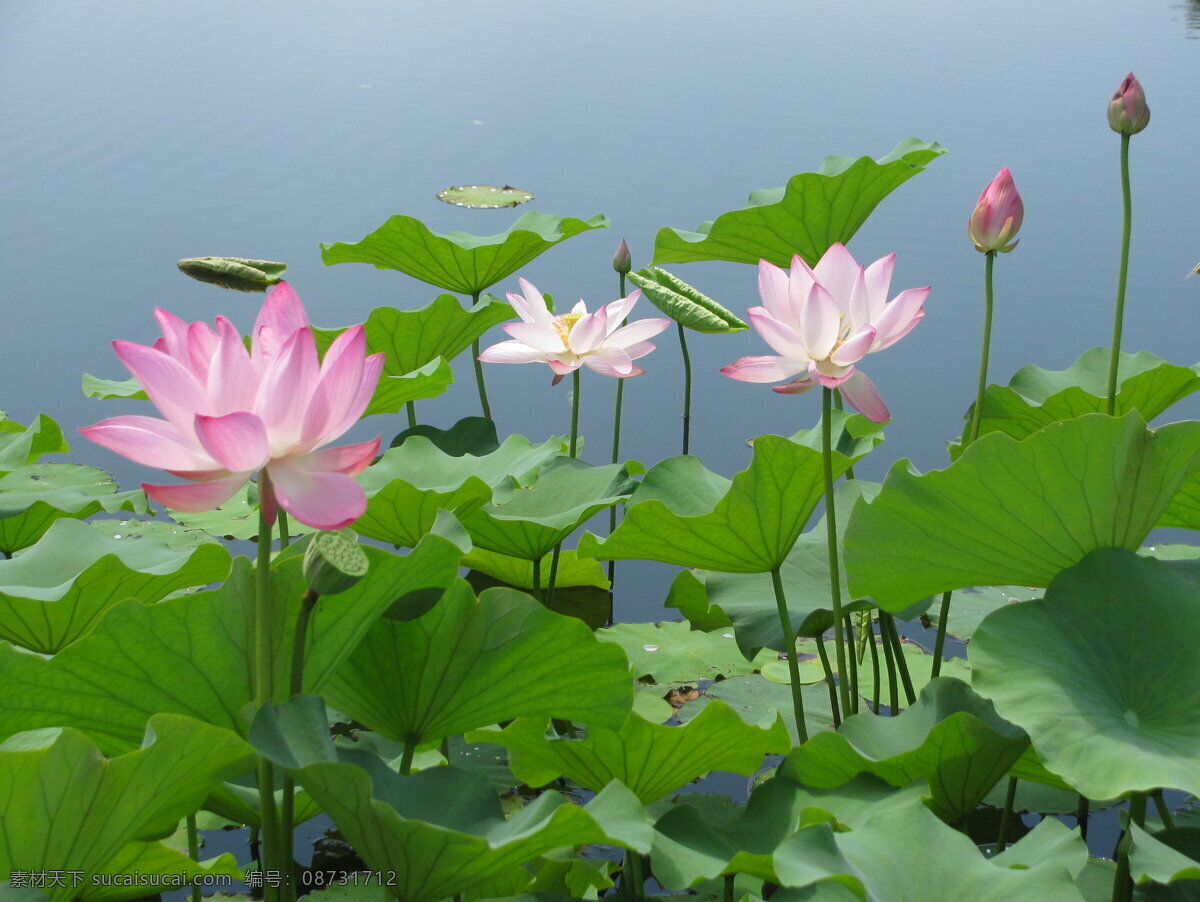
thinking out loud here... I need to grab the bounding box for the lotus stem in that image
[570,368,581,458]
[546,546,563,604]
[880,613,916,705]
[399,742,416,776]
[406,400,417,429]
[770,566,809,743]
[1076,795,1091,843]
[253,474,280,902]
[845,614,860,715]
[930,590,953,680]
[278,511,290,550]
[623,849,645,900]
[471,291,493,420]
[868,615,882,713]
[723,874,734,902]
[832,390,854,481]
[1106,134,1133,416]
[678,323,693,455]
[969,251,997,444]
[821,388,853,716]
[1153,789,1176,830]
[1112,791,1146,902]
[608,272,627,588]
[814,636,841,726]
[186,814,202,902]
[279,586,318,901]
[878,612,899,715]
[996,777,1019,853]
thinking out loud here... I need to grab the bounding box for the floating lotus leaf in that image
[251,695,650,902]
[651,139,944,268]
[0,536,453,752]
[579,434,866,574]
[0,413,67,471]
[460,458,635,561]
[651,776,928,889]
[355,432,567,548]
[772,803,1085,901]
[470,700,790,804]
[176,256,286,291]
[779,678,1029,823]
[165,479,314,541]
[436,184,534,208]
[0,518,229,654]
[952,348,1200,457]
[320,211,609,295]
[923,585,1041,642]
[675,674,836,743]
[0,716,253,902]
[844,413,1200,606]
[464,547,611,628]
[597,620,773,682]
[971,549,1200,800]
[313,292,514,375]
[0,463,149,555]
[626,268,747,333]
[326,586,633,747]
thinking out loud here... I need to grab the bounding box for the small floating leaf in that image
[176,257,287,292]
[437,184,535,208]
[626,268,747,333]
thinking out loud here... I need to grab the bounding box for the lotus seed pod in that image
[177,257,287,292]
[303,529,369,596]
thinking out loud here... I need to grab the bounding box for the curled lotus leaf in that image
[176,257,287,291]
[626,268,747,333]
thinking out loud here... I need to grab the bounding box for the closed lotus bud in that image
[1107,73,1150,135]
[612,239,632,275]
[303,529,368,596]
[967,168,1024,254]
[177,257,287,292]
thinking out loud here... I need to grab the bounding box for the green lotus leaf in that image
[675,674,836,743]
[361,356,454,417]
[527,852,613,898]
[84,839,242,902]
[772,802,1085,901]
[626,268,747,333]
[326,586,633,747]
[465,547,608,591]
[355,432,567,548]
[651,139,944,268]
[779,678,1028,823]
[952,348,1200,457]
[651,776,928,889]
[460,458,635,561]
[0,464,149,555]
[80,374,147,402]
[923,585,1041,642]
[251,695,649,902]
[665,569,729,631]
[314,292,514,375]
[597,620,774,682]
[971,548,1200,800]
[0,518,229,654]
[0,413,67,471]
[320,211,609,295]
[0,716,253,902]
[388,415,500,456]
[1130,824,1200,885]
[0,536,453,752]
[164,480,314,541]
[579,434,865,574]
[844,413,1200,606]
[470,700,790,804]
[989,816,1089,876]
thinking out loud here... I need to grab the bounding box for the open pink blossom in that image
[80,282,384,530]
[478,278,671,384]
[720,244,930,422]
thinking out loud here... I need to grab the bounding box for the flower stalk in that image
[1106,134,1133,415]
[822,388,853,717]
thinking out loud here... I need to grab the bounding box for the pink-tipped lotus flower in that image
[81,282,384,530]
[1108,72,1150,135]
[720,243,930,422]
[478,277,671,383]
[968,168,1024,254]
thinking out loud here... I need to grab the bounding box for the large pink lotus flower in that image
[81,283,384,530]
[720,243,929,422]
[968,168,1024,254]
[478,277,671,383]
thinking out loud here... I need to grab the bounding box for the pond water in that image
[3,0,1198,881]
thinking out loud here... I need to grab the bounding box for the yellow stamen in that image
[553,312,585,343]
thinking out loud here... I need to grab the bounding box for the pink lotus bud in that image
[1108,73,1150,135]
[967,168,1024,254]
[612,239,632,275]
